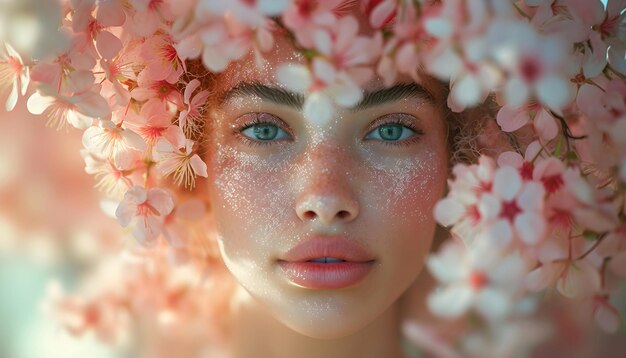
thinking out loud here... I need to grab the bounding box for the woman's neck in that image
[226,285,408,358]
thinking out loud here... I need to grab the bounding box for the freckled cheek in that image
[367,155,446,225]
[208,152,294,259]
[362,150,447,259]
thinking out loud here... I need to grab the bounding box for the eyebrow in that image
[220,81,435,111]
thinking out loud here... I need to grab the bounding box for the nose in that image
[294,143,360,225]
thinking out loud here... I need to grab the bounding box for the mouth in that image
[308,257,346,263]
[276,236,377,289]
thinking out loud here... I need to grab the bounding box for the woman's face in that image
[205,37,449,339]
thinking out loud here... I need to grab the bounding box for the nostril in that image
[337,210,350,219]
[303,211,316,220]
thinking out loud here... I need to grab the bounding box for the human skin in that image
[203,34,449,357]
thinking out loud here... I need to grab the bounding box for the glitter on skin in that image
[203,35,449,341]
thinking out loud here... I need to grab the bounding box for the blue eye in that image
[241,122,290,141]
[365,124,417,142]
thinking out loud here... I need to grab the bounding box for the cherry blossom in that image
[427,240,527,321]
[178,79,210,138]
[82,148,142,199]
[281,0,344,48]
[115,185,175,246]
[82,118,147,166]
[191,15,275,73]
[139,35,185,85]
[130,77,184,108]
[153,137,208,190]
[496,101,560,140]
[27,71,111,130]
[525,257,601,299]
[123,98,184,149]
[277,15,381,124]
[434,155,497,245]
[128,0,176,37]
[0,42,29,111]
[201,0,289,27]
[487,19,574,111]
[567,0,626,77]
[70,0,125,60]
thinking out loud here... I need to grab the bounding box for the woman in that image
[4,1,624,357]
[188,23,503,357]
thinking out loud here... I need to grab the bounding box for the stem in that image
[551,111,587,141]
[512,2,532,21]
[606,64,626,81]
[577,232,608,260]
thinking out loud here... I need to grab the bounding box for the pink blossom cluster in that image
[1,0,625,355]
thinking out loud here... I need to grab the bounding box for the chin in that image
[266,292,392,339]
[278,312,375,339]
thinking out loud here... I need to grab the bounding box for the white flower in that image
[427,241,527,321]
[153,137,208,189]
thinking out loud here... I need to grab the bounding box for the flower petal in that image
[427,285,474,318]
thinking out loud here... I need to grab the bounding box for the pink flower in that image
[427,240,527,321]
[99,57,134,107]
[567,0,626,77]
[277,15,381,124]
[139,35,185,85]
[199,16,275,73]
[130,77,183,107]
[422,1,501,111]
[496,101,560,140]
[525,258,601,299]
[364,0,397,29]
[27,71,111,130]
[153,137,208,190]
[497,141,543,181]
[0,42,29,111]
[487,19,574,111]
[201,0,289,27]
[115,185,175,246]
[82,118,147,166]
[124,98,184,148]
[178,79,210,138]
[479,166,547,247]
[71,0,125,60]
[434,155,497,244]
[128,0,175,37]
[281,0,343,48]
[82,148,142,199]
[377,4,424,87]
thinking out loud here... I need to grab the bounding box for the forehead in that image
[214,36,306,95]
[214,35,444,101]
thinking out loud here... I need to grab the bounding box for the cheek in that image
[362,146,447,263]
[207,146,295,261]
[365,148,446,226]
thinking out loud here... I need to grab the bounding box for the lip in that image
[277,236,376,289]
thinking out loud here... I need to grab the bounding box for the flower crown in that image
[2,0,626,355]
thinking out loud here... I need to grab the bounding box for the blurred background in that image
[0,96,126,358]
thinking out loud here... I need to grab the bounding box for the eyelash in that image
[367,116,424,147]
[233,113,424,147]
[233,115,291,147]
